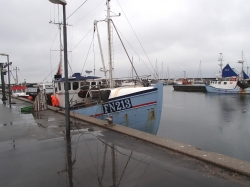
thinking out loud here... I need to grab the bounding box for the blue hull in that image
[73,83,163,135]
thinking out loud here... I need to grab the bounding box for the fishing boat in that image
[10,69,29,98]
[52,0,163,135]
[11,85,29,98]
[206,53,250,93]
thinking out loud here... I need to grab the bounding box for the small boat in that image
[173,78,192,85]
[26,82,55,101]
[206,53,250,93]
[11,85,29,98]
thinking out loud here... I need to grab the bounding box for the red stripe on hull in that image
[90,113,104,117]
[133,101,157,108]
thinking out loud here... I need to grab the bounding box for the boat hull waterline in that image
[72,83,163,135]
[206,85,250,94]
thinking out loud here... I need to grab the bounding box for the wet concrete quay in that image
[1,97,250,187]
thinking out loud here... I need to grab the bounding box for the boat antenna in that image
[12,66,19,85]
[237,51,244,79]
[218,53,223,76]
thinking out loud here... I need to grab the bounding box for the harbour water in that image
[158,86,250,162]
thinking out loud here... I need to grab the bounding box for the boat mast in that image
[131,57,133,79]
[13,66,19,85]
[50,5,63,80]
[107,0,113,88]
[197,61,202,80]
[238,51,244,79]
[218,53,223,77]
[57,5,63,78]
[94,21,108,80]
[58,16,63,76]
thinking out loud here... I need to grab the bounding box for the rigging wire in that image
[80,29,95,75]
[111,20,153,80]
[73,0,104,25]
[67,0,88,20]
[39,65,58,83]
[50,51,52,81]
[93,31,96,76]
[116,0,157,79]
[111,20,141,80]
[49,28,59,50]
[47,1,101,81]
[71,26,93,53]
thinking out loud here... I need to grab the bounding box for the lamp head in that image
[49,0,67,5]
[0,53,8,56]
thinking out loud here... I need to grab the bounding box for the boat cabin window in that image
[91,82,96,86]
[58,83,61,91]
[73,82,79,90]
[80,82,90,86]
[80,82,90,90]
[64,82,71,90]
[218,82,221,84]
[223,82,227,85]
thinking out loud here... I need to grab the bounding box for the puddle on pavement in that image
[60,134,154,187]
[48,117,55,122]
[0,122,13,127]
[47,125,59,129]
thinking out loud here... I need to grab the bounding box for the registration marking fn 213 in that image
[102,98,132,114]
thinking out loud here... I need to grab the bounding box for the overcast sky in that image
[1,0,250,83]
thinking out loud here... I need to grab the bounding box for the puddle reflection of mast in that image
[99,143,133,187]
[66,137,73,187]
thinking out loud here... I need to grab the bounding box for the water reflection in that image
[0,122,12,127]
[60,132,149,187]
[159,86,250,162]
[66,137,74,187]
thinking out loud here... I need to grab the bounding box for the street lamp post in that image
[48,0,70,138]
[0,53,11,107]
[0,63,7,101]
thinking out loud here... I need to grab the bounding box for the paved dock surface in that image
[1,97,250,187]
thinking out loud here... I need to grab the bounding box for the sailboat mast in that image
[107,0,113,88]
